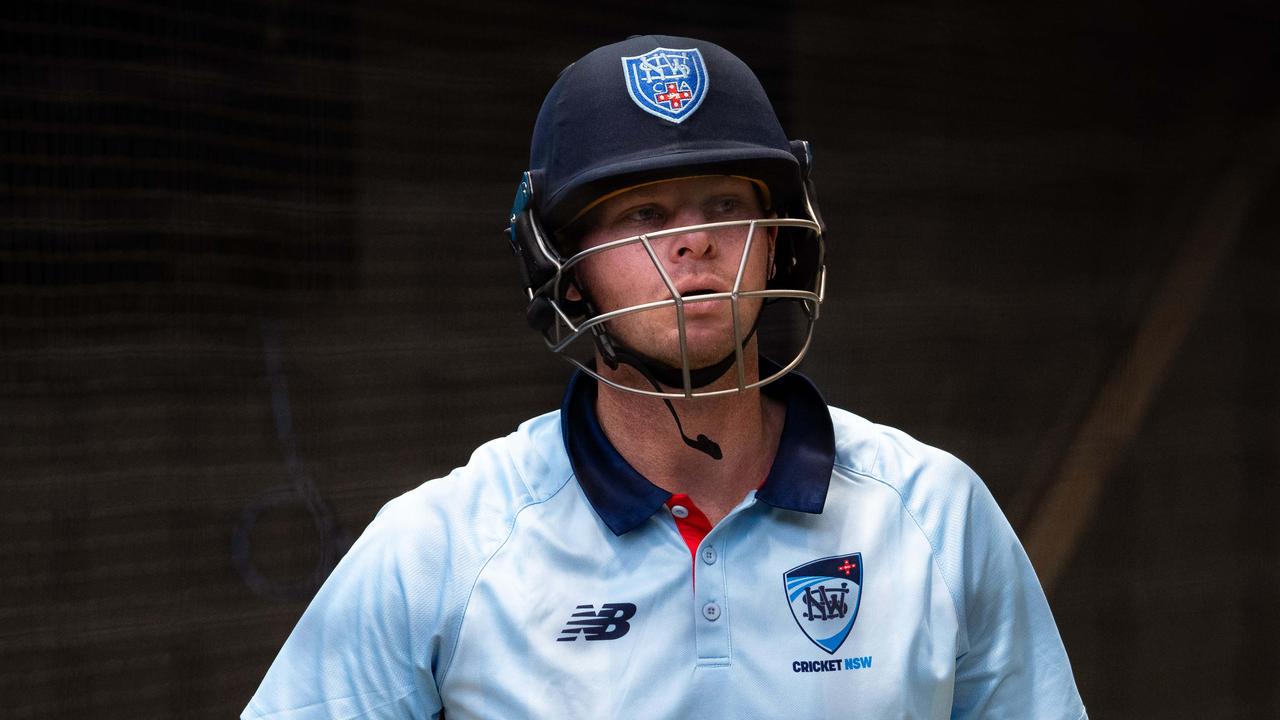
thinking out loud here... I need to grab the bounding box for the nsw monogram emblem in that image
[783,553,863,654]
[620,47,709,124]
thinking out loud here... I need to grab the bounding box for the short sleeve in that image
[241,497,449,720]
[950,471,1087,720]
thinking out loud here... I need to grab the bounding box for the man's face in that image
[569,175,775,371]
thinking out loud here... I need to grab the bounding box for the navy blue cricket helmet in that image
[531,35,807,230]
[506,35,826,398]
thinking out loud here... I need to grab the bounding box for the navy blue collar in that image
[561,362,836,536]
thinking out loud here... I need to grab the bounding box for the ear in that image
[766,225,778,278]
[765,210,779,246]
[564,277,584,302]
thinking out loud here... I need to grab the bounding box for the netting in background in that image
[2,1,1277,718]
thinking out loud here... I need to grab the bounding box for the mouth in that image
[681,287,722,299]
[675,287,732,321]
[673,277,729,300]
[677,288,729,314]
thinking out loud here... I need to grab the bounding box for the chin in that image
[610,314,754,368]
[657,338,747,370]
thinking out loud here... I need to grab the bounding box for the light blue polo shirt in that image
[244,369,1086,719]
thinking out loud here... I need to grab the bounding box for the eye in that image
[709,195,748,217]
[622,205,664,226]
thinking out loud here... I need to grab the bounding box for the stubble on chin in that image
[605,301,761,371]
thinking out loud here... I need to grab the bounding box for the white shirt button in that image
[700,546,717,565]
[702,601,721,621]
[670,505,689,519]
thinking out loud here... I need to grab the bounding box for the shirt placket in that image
[665,493,731,665]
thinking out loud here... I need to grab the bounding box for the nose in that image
[666,210,716,262]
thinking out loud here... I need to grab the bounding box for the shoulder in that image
[821,409,1086,716]
[824,405,1007,624]
[242,410,576,719]
[826,404,985,505]
[366,408,575,564]
[329,408,576,665]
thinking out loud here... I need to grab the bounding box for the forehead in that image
[586,175,762,216]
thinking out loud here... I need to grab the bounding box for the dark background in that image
[3,1,1278,717]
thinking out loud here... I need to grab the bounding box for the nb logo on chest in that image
[556,603,637,642]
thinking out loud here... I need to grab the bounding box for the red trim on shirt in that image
[665,493,712,564]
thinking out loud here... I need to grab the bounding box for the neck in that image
[593,351,785,525]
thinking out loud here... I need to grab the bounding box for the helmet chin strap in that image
[590,318,762,462]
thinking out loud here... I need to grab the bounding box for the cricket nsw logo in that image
[784,553,863,654]
[621,47,708,123]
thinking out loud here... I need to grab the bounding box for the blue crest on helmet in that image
[784,553,863,655]
[620,47,709,124]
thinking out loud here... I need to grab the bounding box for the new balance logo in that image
[556,603,637,642]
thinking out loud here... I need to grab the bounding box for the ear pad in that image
[509,209,558,292]
[769,226,822,292]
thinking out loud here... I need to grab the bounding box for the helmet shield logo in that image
[784,553,863,655]
[621,47,709,124]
